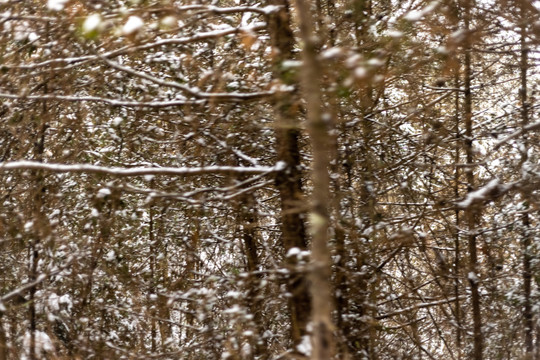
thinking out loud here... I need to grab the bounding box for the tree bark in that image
[463,1,483,358]
[453,69,463,360]
[268,0,311,348]
[294,0,335,358]
[240,195,269,359]
[518,1,533,357]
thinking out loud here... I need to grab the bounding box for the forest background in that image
[0,0,539,359]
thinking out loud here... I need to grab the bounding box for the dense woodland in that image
[1,0,540,359]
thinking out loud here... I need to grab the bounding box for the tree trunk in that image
[519,1,533,357]
[268,0,311,348]
[453,69,463,360]
[240,194,269,359]
[463,1,483,358]
[294,0,335,358]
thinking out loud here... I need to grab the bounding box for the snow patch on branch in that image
[0,160,285,177]
[468,271,479,284]
[83,14,102,34]
[404,1,440,21]
[22,331,54,359]
[261,5,283,14]
[47,0,68,11]
[122,16,144,36]
[297,335,312,356]
[457,179,509,209]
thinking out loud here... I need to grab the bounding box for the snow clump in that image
[47,0,68,11]
[83,14,102,34]
[123,16,144,36]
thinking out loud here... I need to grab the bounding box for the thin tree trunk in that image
[149,207,157,353]
[294,0,335,358]
[28,98,49,360]
[0,313,7,360]
[463,1,483,358]
[453,69,463,360]
[267,0,311,348]
[519,1,533,356]
[156,206,171,351]
[240,195,269,359]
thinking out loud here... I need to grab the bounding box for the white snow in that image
[275,161,287,171]
[24,221,33,232]
[22,331,54,359]
[47,0,68,11]
[59,294,72,311]
[83,14,102,34]
[386,29,404,38]
[261,5,282,14]
[297,335,312,355]
[0,160,280,176]
[367,58,385,67]
[450,29,466,41]
[105,250,115,262]
[97,188,111,198]
[281,60,302,69]
[241,342,252,357]
[468,271,479,283]
[123,16,144,36]
[354,67,367,79]
[435,46,449,54]
[209,23,233,31]
[161,16,177,28]
[224,304,242,314]
[457,179,504,209]
[225,290,242,299]
[241,12,252,27]
[286,247,301,257]
[47,293,60,311]
[404,10,423,21]
[321,47,343,59]
[404,1,439,21]
[346,54,363,68]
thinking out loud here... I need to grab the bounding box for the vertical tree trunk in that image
[518,1,533,357]
[267,0,311,348]
[453,69,463,360]
[156,207,171,352]
[28,101,49,360]
[146,205,171,353]
[294,0,335,359]
[0,313,7,360]
[239,195,269,359]
[149,207,157,353]
[463,1,483,358]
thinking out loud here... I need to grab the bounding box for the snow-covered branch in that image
[493,120,540,150]
[376,296,466,320]
[456,179,516,209]
[101,58,276,101]
[0,160,286,177]
[0,13,56,22]
[174,4,283,15]
[0,257,75,306]
[5,24,267,70]
[0,93,203,107]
